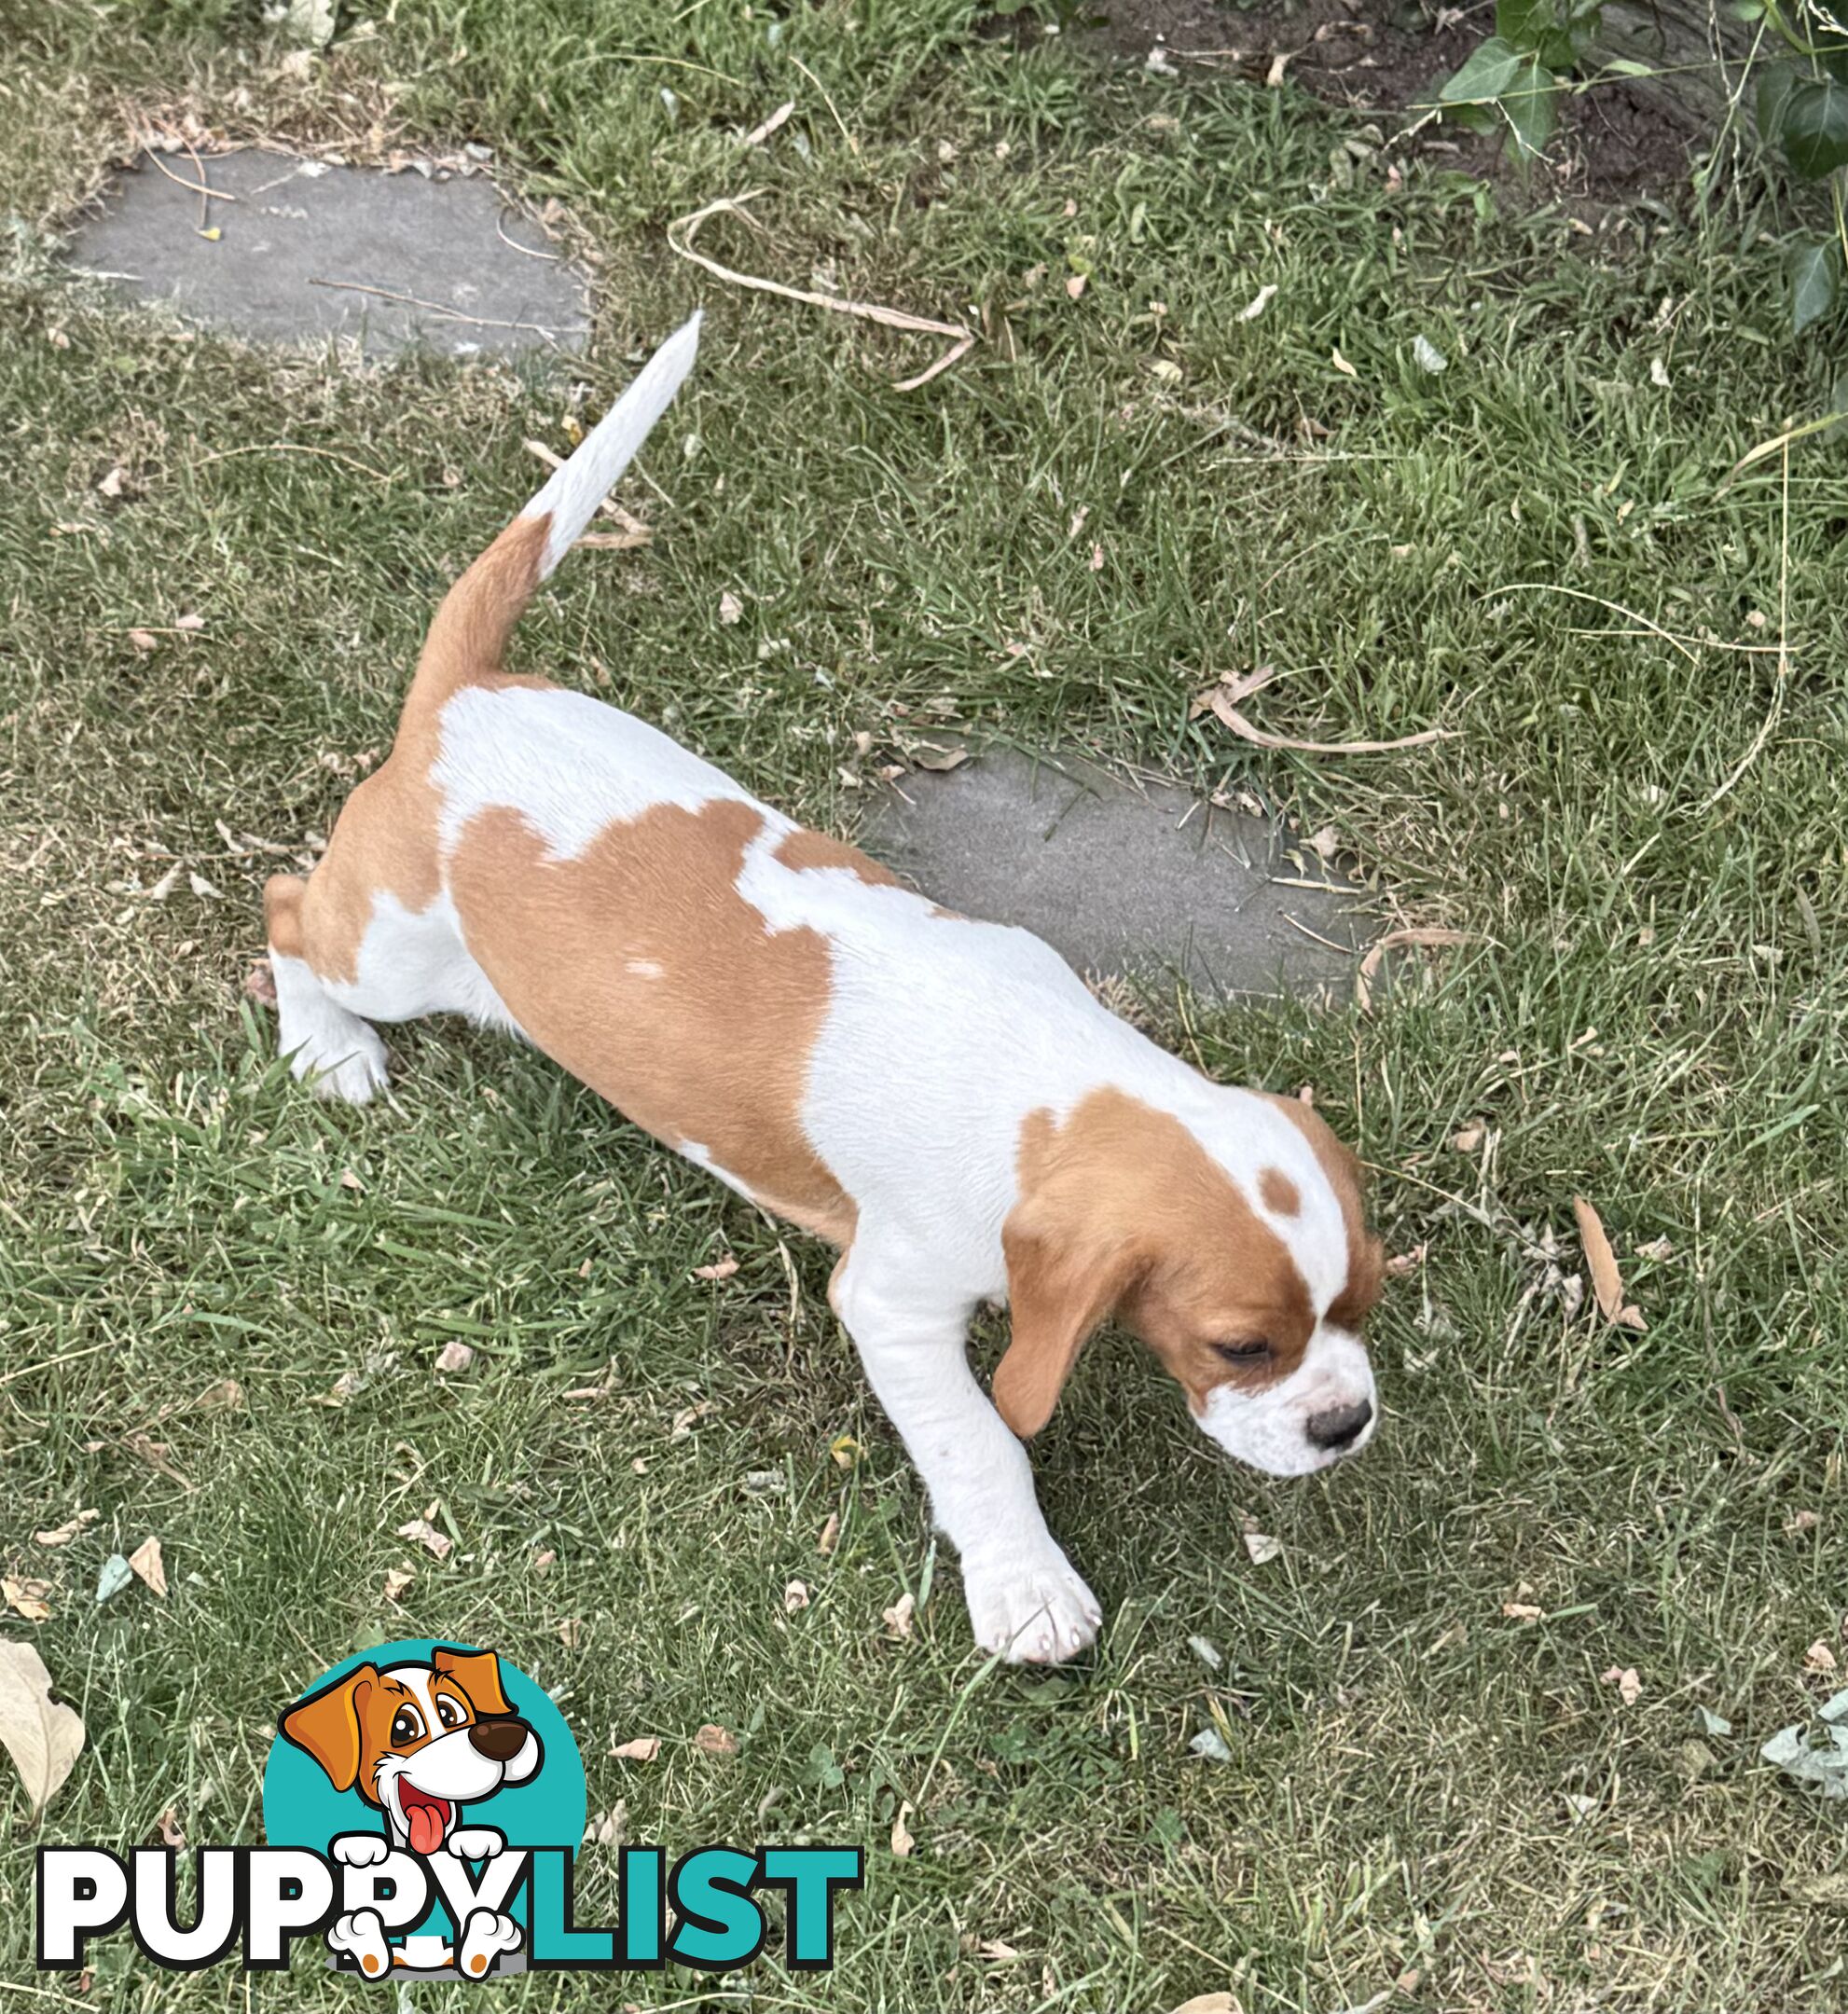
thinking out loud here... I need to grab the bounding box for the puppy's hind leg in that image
[264,873,389,1106]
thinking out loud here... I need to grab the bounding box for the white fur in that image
[520,310,701,579]
[271,951,388,1102]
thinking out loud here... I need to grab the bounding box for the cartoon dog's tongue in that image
[400,1786,450,1855]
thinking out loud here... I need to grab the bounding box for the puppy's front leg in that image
[833,1246,1101,1663]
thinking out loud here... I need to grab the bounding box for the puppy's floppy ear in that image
[281,1665,378,1792]
[994,1200,1142,1439]
[432,1647,514,1717]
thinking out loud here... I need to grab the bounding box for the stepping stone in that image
[68,152,589,356]
[863,744,1376,1002]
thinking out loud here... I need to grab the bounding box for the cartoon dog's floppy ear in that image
[432,1647,514,1717]
[280,1664,378,1793]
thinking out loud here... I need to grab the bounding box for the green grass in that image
[3,1,1848,2007]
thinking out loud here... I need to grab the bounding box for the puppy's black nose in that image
[1305,1399,1373,1453]
[467,1717,530,1761]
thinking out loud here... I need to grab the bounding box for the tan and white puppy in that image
[264,315,1385,1663]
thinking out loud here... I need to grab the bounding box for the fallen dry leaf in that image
[434,1339,476,1373]
[97,465,127,498]
[1804,1639,1840,1676]
[1385,1244,1427,1278]
[194,1377,244,1412]
[4,1578,52,1623]
[34,1510,100,1548]
[558,1617,582,1648]
[127,628,159,654]
[1330,347,1358,379]
[695,1723,738,1756]
[783,1579,810,1613]
[1450,1125,1484,1153]
[381,1564,415,1603]
[243,959,278,1005]
[1169,1996,1242,2014]
[338,1168,364,1193]
[1573,1197,1647,1329]
[890,1800,915,1858]
[718,590,743,625]
[1242,1531,1283,1566]
[1502,1602,1546,1621]
[1785,1510,1821,1537]
[829,1434,863,1468]
[1601,1665,1643,1706]
[883,1592,917,1640]
[173,612,205,632]
[395,1518,452,1561]
[1065,273,1086,300]
[127,1536,167,1599]
[0,1640,86,1817]
[157,1805,186,1848]
[978,1938,1022,1962]
[739,99,794,148]
[911,745,969,773]
[186,872,222,901]
[692,1255,738,1282]
[818,1512,841,1555]
[611,1735,661,1763]
[583,1800,627,1847]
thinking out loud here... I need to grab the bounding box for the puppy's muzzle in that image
[468,1717,531,1762]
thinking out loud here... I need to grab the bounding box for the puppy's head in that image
[995,1087,1383,1476]
[281,1648,542,1853]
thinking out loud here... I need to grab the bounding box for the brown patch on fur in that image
[1262,1095,1384,1331]
[994,1090,1314,1436]
[1259,1166,1301,1216]
[774,827,900,886]
[450,797,857,1245]
[286,517,553,986]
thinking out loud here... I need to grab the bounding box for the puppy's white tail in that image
[405,311,701,719]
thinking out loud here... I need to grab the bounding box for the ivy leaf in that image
[1440,35,1527,106]
[1503,53,1562,158]
[1786,239,1841,336]
[1777,76,1848,181]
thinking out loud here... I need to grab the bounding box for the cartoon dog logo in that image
[280,1647,543,1979]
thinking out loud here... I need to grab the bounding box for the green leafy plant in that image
[1750,1,1848,331]
[1435,0,1606,162]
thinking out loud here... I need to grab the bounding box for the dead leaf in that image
[35,1510,100,1548]
[1450,1125,1484,1153]
[1330,347,1358,379]
[434,1339,476,1373]
[1572,1198,1645,1328]
[1207,684,1454,763]
[978,1938,1022,1962]
[0,1640,86,1816]
[244,959,278,1005]
[195,1377,244,1412]
[719,590,743,625]
[611,1735,661,1762]
[583,1800,627,1847]
[1088,541,1105,572]
[783,1579,810,1613]
[911,746,969,773]
[739,99,795,148]
[1786,1510,1821,1537]
[531,1549,557,1577]
[1501,1602,1545,1621]
[97,465,127,498]
[127,1536,168,1598]
[818,1512,841,1555]
[338,1168,364,1193]
[173,612,206,632]
[395,1518,452,1561]
[1805,1640,1840,1676]
[1601,1664,1643,1706]
[1241,283,1278,321]
[693,1255,738,1282]
[883,1592,917,1640]
[381,1564,415,1603]
[1356,926,1471,1013]
[695,1723,738,1756]
[1265,48,1293,87]
[1634,1235,1674,1262]
[4,1578,53,1623]
[1169,1997,1242,2014]
[558,1617,582,1648]
[1065,273,1086,300]
[157,1804,186,1848]
[829,1434,862,1468]
[1242,1530,1283,1566]
[186,872,222,900]
[127,628,159,654]
[890,1800,915,1857]
[1385,1245,1427,1278]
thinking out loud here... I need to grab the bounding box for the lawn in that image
[2,1,1846,2008]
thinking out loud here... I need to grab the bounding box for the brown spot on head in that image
[1259,1167,1300,1216]
[1260,1095,1384,1331]
[450,799,857,1245]
[994,1090,1317,1436]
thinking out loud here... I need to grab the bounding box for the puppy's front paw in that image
[331,1833,390,1868]
[458,1908,522,1978]
[448,1827,504,1860]
[962,1547,1102,1664]
[328,1907,392,1978]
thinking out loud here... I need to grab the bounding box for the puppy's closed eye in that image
[1212,1339,1272,1364]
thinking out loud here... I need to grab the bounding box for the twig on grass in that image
[1704,442,1791,810]
[1199,667,1455,757]
[306,275,569,344]
[141,149,239,205]
[195,442,393,482]
[666,190,976,390]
